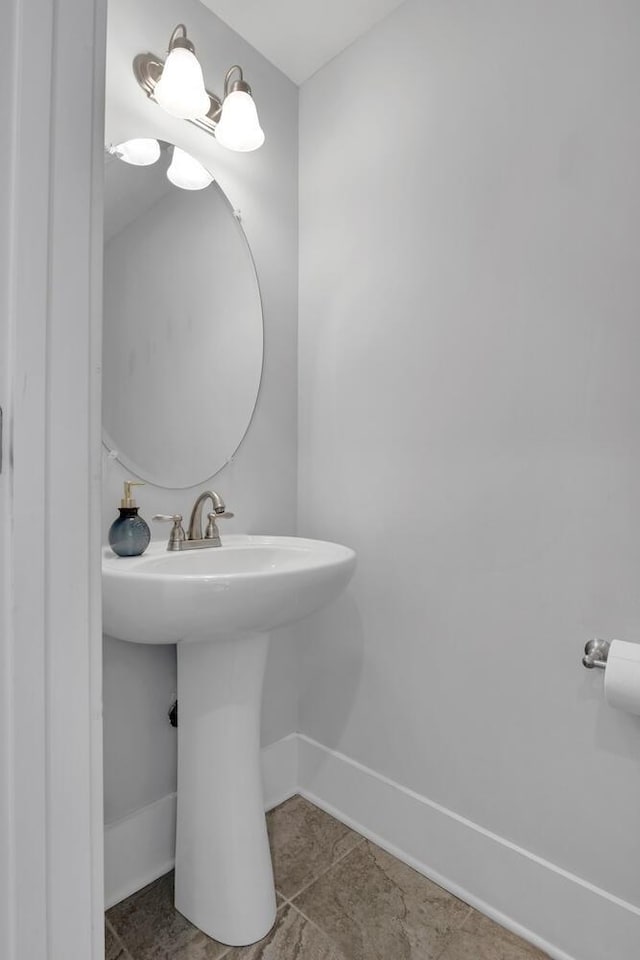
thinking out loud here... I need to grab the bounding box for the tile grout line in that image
[458,905,477,931]
[279,826,477,960]
[279,833,367,904]
[196,930,232,959]
[107,893,233,960]
[431,906,475,960]
[105,916,136,960]
[285,899,346,953]
[209,893,289,959]
[213,896,302,959]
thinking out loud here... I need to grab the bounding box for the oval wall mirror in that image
[102,140,263,489]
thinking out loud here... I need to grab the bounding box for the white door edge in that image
[0,0,106,957]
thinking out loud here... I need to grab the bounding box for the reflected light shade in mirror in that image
[115,138,161,166]
[215,91,265,152]
[167,146,214,190]
[154,47,210,120]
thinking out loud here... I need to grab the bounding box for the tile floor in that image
[106,795,549,960]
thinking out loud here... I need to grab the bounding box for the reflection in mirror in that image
[103,141,263,488]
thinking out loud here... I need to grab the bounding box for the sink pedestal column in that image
[175,632,276,946]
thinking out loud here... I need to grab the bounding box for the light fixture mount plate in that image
[133,53,223,134]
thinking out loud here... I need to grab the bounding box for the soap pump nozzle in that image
[121,480,144,508]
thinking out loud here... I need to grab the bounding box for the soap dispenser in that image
[109,481,151,557]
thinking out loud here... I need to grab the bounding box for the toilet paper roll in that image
[604,639,640,716]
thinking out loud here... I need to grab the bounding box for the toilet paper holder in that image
[582,638,612,670]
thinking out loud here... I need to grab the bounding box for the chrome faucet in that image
[154,490,234,551]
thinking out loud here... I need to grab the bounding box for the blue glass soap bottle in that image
[109,481,151,557]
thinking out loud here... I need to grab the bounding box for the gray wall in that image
[298,0,640,910]
[103,0,298,825]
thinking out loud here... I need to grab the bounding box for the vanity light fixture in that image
[110,138,161,166]
[214,67,265,152]
[134,24,265,152]
[166,146,214,191]
[153,25,210,120]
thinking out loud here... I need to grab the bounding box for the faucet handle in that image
[205,511,234,540]
[152,514,186,550]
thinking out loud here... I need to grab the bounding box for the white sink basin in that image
[102,533,355,947]
[102,534,355,643]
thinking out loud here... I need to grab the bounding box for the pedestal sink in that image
[102,534,356,946]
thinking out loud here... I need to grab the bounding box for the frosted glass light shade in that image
[215,90,265,152]
[154,47,210,120]
[115,138,161,166]
[166,147,214,191]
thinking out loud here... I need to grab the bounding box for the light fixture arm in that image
[168,23,194,54]
[224,65,252,98]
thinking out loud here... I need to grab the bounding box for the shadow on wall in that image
[579,671,640,761]
[298,592,365,751]
[103,635,177,824]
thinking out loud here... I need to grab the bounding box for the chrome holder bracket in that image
[582,638,612,670]
[133,52,223,139]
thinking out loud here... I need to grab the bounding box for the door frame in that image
[0,0,106,956]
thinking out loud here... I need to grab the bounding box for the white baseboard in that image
[261,733,299,811]
[104,792,177,910]
[297,734,640,960]
[105,732,640,960]
[104,734,298,909]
